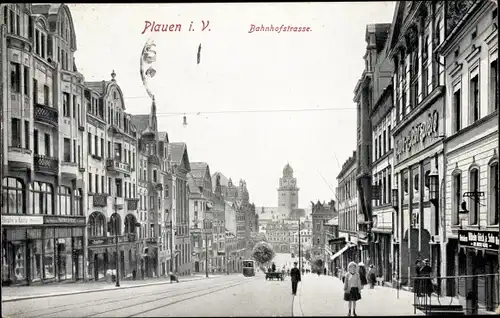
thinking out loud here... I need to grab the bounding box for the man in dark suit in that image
[290,262,301,295]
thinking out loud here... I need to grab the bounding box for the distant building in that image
[278,164,299,217]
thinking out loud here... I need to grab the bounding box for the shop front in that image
[458,229,499,312]
[2,215,86,286]
[87,234,137,281]
[372,213,393,283]
[392,94,445,287]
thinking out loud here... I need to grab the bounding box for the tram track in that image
[7,276,245,318]
[125,277,258,317]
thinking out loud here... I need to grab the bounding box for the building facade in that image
[370,29,395,283]
[310,200,336,269]
[438,0,498,311]
[335,152,359,271]
[387,1,446,287]
[2,4,87,285]
[85,74,139,282]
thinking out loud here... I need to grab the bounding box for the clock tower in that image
[278,163,299,218]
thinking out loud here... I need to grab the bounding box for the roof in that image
[256,207,279,220]
[212,172,230,189]
[190,162,208,186]
[158,131,169,142]
[84,81,108,96]
[131,115,150,134]
[167,142,187,164]
[187,173,201,194]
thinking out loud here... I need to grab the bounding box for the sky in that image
[69,2,396,208]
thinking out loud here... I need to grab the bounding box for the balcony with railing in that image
[126,198,139,211]
[92,193,109,207]
[34,103,58,127]
[146,237,158,245]
[106,158,131,175]
[34,154,58,175]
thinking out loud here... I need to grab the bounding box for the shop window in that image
[489,161,499,225]
[88,212,105,237]
[58,186,71,216]
[43,234,56,280]
[2,177,24,214]
[469,168,480,225]
[30,181,53,215]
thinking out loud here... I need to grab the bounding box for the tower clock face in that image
[283,180,288,186]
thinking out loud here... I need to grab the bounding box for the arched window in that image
[58,186,71,216]
[88,212,105,237]
[74,189,82,216]
[110,213,121,236]
[489,161,499,225]
[469,167,480,225]
[2,177,24,214]
[124,214,137,235]
[30,181,53,215]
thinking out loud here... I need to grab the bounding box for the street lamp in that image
[391,188,399,209]
[428,168,439,203]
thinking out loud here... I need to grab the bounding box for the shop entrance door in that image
[94,254,99,281]
[73,252,84,281]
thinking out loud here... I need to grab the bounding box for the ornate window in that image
[58,186,71,216]
[110,213,122,236]
[74,189,82,216]
[88,212,105,237]
[125,214,137,234]
[30,181,53,215]
[1,177,24,214]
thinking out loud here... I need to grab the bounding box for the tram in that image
[242,260,256,277]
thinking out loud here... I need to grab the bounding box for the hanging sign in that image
[458,230,499,251]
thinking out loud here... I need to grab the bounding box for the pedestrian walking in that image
[290,262,301,296]
[343,261,363,316]
[368,265,376,289]
[358,262,368,286]
[414,259,423,297]
[324,267,327,275]
[420,259,433,297]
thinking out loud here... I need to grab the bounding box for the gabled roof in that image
[168,142,190,171]
[158,131,169,143]
[190,162,209,187]
[187,173,201,194]
[131,115,150,134]
[84,79,127,110]
[32,4,77,51]
[386,2,409,58]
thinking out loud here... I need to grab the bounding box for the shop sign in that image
[89,238,108,246]
[1,215,44,225]
[458,230,499,251]
[394,109,440,164]
[44,216,86,225]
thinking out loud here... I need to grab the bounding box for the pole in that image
[115,197,120,287]
[170,220,174,274]
[298,217,301,273]
[205,219,209,278]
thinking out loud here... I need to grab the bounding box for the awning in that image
[330,243,356,261]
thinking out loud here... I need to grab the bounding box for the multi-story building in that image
[1,3,88,285]
[131,100,165,278]
[354,23,393,267]
[85,73,139,282]
[311,200,336,269]
[437,0,498,310]
[157,131,170,276]
[224,199,237,272]
[387,2,446,287]
[187,162,214,274]
[370,29,395,283]
[167,142,191,275]
[335,152,359,270]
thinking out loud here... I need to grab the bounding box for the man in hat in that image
[290,262,301,295]
[420,259,433,296]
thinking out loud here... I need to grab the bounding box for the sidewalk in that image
[293,274,424,316]
[2,273,231,302]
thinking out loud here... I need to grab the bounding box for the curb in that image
[1,275,218,303]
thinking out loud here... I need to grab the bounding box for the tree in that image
[252,241,275,265]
